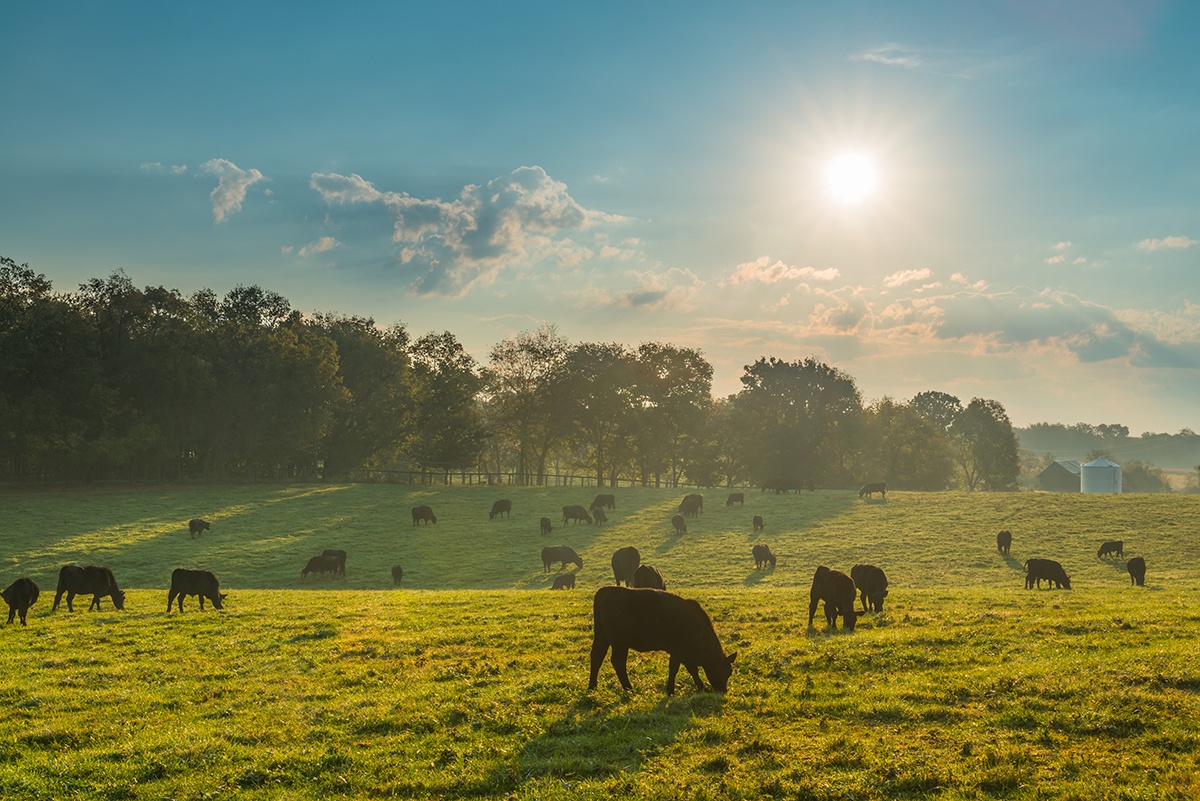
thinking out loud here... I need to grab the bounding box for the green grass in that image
[1,485,1199,799]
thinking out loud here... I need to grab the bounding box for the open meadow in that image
[1,484,1199,800]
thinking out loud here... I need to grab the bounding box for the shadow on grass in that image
[1002,554,1025,572]
[743,567,774,587]
[478,690,725,793]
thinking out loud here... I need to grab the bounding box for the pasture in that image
[1,484,1199,799]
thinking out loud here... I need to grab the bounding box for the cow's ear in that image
[727,652,738,665]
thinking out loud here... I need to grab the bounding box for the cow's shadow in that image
[1001,554,1024,572]
[743,567,774,587]
[477,691,723,792]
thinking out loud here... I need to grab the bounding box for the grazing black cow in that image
[679,494,703,518]
[593,507,608,526]
[1097,540,1124,558]
[541,545,584,572]
[588,586,737,695]
[671,513,688,535]
[2,577,39,626]
[726,492,744,507]
[997,530,1012,555]
[632,564,666,590]
[539,517,553,536]
[411,505,437,525]
[562,505,593,525]
[322,549,347,577]
[850,564,888,613]
[804,478,816,492]
[1127,556,1146,586]
[611,546,640,586]
[489,499,512,520]
[761,478,783,494]
[752,543,776,570]
[551,573,576,590]
[188,518,211,538]
[1025,558,1071,589]
[752,515,765,533]
[301,554,341,579]
[591,494,616,511]
[167,568,226,613]
[53,565,126,612]
[391,565,404,586]
[858,482,887,499]
[808,566,857,631]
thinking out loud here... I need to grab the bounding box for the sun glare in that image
[825,153,879,205]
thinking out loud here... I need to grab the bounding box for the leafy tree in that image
[628,342,713,486]
[731,357,863,488]
[483,325,570,484]
[860,397,954,490]
[909,390,963,433]
[951,398,1020,491]
[1121,461,1170,493]
[410,331,488,470]
[561,342,637,486]
[685,397,750,488]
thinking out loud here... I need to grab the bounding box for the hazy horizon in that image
[4,1,1198,434]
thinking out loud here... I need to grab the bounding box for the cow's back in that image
[593,586,714,654]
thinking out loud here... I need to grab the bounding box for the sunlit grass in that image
[1,484,1199,798]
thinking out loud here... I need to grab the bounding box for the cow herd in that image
[997,530,1150,590]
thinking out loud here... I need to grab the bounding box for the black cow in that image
[391,565,404,586]
[591,494,616,511]
[592,507,608,526]
[632,564,666,590]
[753,515,764,533]
[411,505,437,525]
[671,513,688,535]
[551,573,576,590]
[2,577,39,626]
[726,492,744,507]
[188,518,211,538]
[752,543,776,570]
[679,494,704,518]
[859,482,887,499]
[541,545,584,572]
[611,546,640,586]
[167,568,226,613]
[588,586,737,695]
[322,549,347,576]
[539,517,553,536]
[562,505,593,525]
[850,564,888,613]
[1097,540,1124,558]
[1127,556,1146,586]
[53,565,126,612]
[1025,558,1071,589]
[997,530,1012,555]
[301,554,341,579]
[808,566,857,631]
[489,499,512,520]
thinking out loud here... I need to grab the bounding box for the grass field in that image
[1,484,1199,799]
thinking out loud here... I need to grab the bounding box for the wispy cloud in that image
[311,166,627,296]
[724,256,840,286]
[298,236,342,257]
[141,162,187,174]
[852,43,1031,79]
[1136,235,1197,251]
[202,158,265,223]
[884,268,932,288]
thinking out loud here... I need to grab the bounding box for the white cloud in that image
[311,165,627,296]
[202,158,266,223]
[725,256,840,286]
[854,44,924,70]
[1046,255,1066,264]
[883,268,932,288]
[1054,241,1073,250]
[616,268,703,311]
[1136,235,1197,251]
[298,236,342,257]
[141,162,188,174]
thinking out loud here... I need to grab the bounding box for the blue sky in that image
[3,1,1199,435]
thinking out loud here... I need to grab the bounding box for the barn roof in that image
[1082,457,1120,468]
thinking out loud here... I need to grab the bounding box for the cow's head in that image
[705,651,738,692]
[212,593,228,610]
[111,588,126,610]
[843,609,857,631]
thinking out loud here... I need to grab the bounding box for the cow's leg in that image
[610,647,632,691]
[199,595,206,610]
[667,655,681,695]
[66,592,75,612]
[6,606,14,624]
[825,600,837,629]
[89,595,101,611]
[684,661,704,692]
[588,637,608,690]
[807,597,820,628]
[167,591,177,613]
[18,606,27,625]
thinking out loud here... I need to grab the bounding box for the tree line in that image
[0,258,1020,489]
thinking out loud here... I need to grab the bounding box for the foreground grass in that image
[2,484,1199,799]
[1,586,1198,800]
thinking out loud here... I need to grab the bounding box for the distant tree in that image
[561,342,637,486]
[410,331,488,471]
[951,398,1020,491]
[732,357,863,488]
[909,390,963,433]
[860,397,954,490]
[684,397,748,488]
[484,325,570,484]
[628,342,713,486]
[1121,461,1170,493]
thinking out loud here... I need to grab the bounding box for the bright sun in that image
[825,153,879,205]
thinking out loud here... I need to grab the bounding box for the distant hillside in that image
[1017,423,1200,472]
